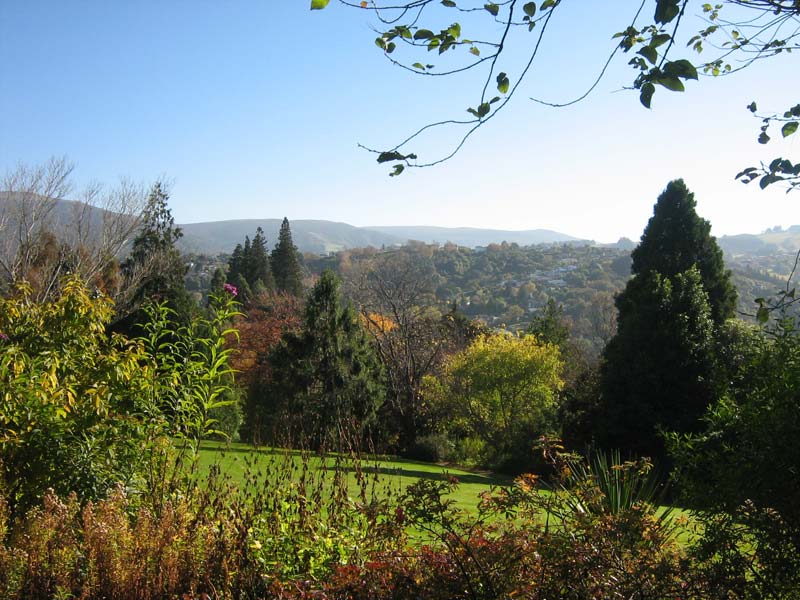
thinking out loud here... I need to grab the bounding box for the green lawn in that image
[197,440,510,514]
[197,441,694,545]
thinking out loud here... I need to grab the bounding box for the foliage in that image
[271,217,304,296]
[270,270,385,448]
[630,179,736,324]
[312,1,797,181]
[599,267,718,462]
[121,182,190,314]
[0,277,150,517]
[0,276,241,518]
[668,300,800,596]
[232,291,303,444]
[598,181,731,463]
[526,297,570,347]
[423,333,562,471]
[227,226,276,300]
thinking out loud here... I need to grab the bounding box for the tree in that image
[226,227,276,305]
[312,1,798,187]
[271,217,304,296]
[248,226,275,291]
[527,297,570,348]
[270,270,384,448]
[352,250,447,452]
[0,158,147,302]
[422,333,563,472]
[668,312,800,596]
[630,179,736,324]
[120,182,191,322]
[598,266,718,462]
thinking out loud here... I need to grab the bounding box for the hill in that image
[178,219,403,255]
[363,225,585,248]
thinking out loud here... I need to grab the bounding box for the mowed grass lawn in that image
[197,441,694,544]
[197,440,510,514]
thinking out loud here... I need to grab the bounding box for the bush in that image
[407,432,454,463]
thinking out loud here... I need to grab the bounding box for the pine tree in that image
[121,182,191,323]
[247,227,275,292]
[596,180,729,463]
[527,298,570,348]
[270,270,384,448]
[598,267,717,460]
[271,217,304,296]
[630,179,736,324]
[228,243,245,283]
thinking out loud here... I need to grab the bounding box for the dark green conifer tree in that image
[119,182,192,328]
[599,267,717,461]
[630,179,736,324]
[228,243,245,283]
[270,270,384,448]
[527,298,570,348]
[247,226,275,292]
[271,217,304,296]
[597,180,729,463]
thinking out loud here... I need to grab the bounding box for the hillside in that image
[178,219,403,255]
[364,225,585,247]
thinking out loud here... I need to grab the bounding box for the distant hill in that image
[718,225,800,257]
[178,219,404,255]
[362,226,585,248]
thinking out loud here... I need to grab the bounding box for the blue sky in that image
[1,1,797,242]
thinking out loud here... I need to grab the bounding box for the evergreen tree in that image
[228,243,245,284]
[598,267,717,461]
[630,179,736,324]
[527,298,570,348]
[270,270,384,448]
[247,227,275,292]
[120,182,192,325]
[271,217,304,296]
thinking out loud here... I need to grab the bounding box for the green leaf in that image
[540,0,555,9]
[782,121,798,138]
[747,101,758,113]
[650,33,671,48]
[469,46,480,56]
[523,2,536,17]
[638,45,658,65]
[758,131,771,144]
[496,72,510,94]
[484,3,499,16]
[310,0,330,9]
[375,37,386,49]
[377,151,406,163]
[477,102,491,117]
[655,76,685,91]
[447,23,461,38]
[386,41,396,54]
[654,0,680,24]
[664,59,698,80]
[414,29,434,40]
[412,62,426,70]
[390,164,405,177]
[441,0,456,6]
[757,306,770,324]
[640,82,655,108]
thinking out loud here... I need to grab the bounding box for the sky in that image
[1,1,797,243]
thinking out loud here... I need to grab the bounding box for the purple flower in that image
[223,283,238,297]
[0,332,8,342]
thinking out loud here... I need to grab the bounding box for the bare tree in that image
[349,250,450,450]
[0,158,148,302]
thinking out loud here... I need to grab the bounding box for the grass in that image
[197,440,510,514]
[196,441,694,545]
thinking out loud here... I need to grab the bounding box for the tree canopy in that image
[311,1,798,187]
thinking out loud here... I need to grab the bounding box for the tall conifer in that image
[271,218,304,296]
